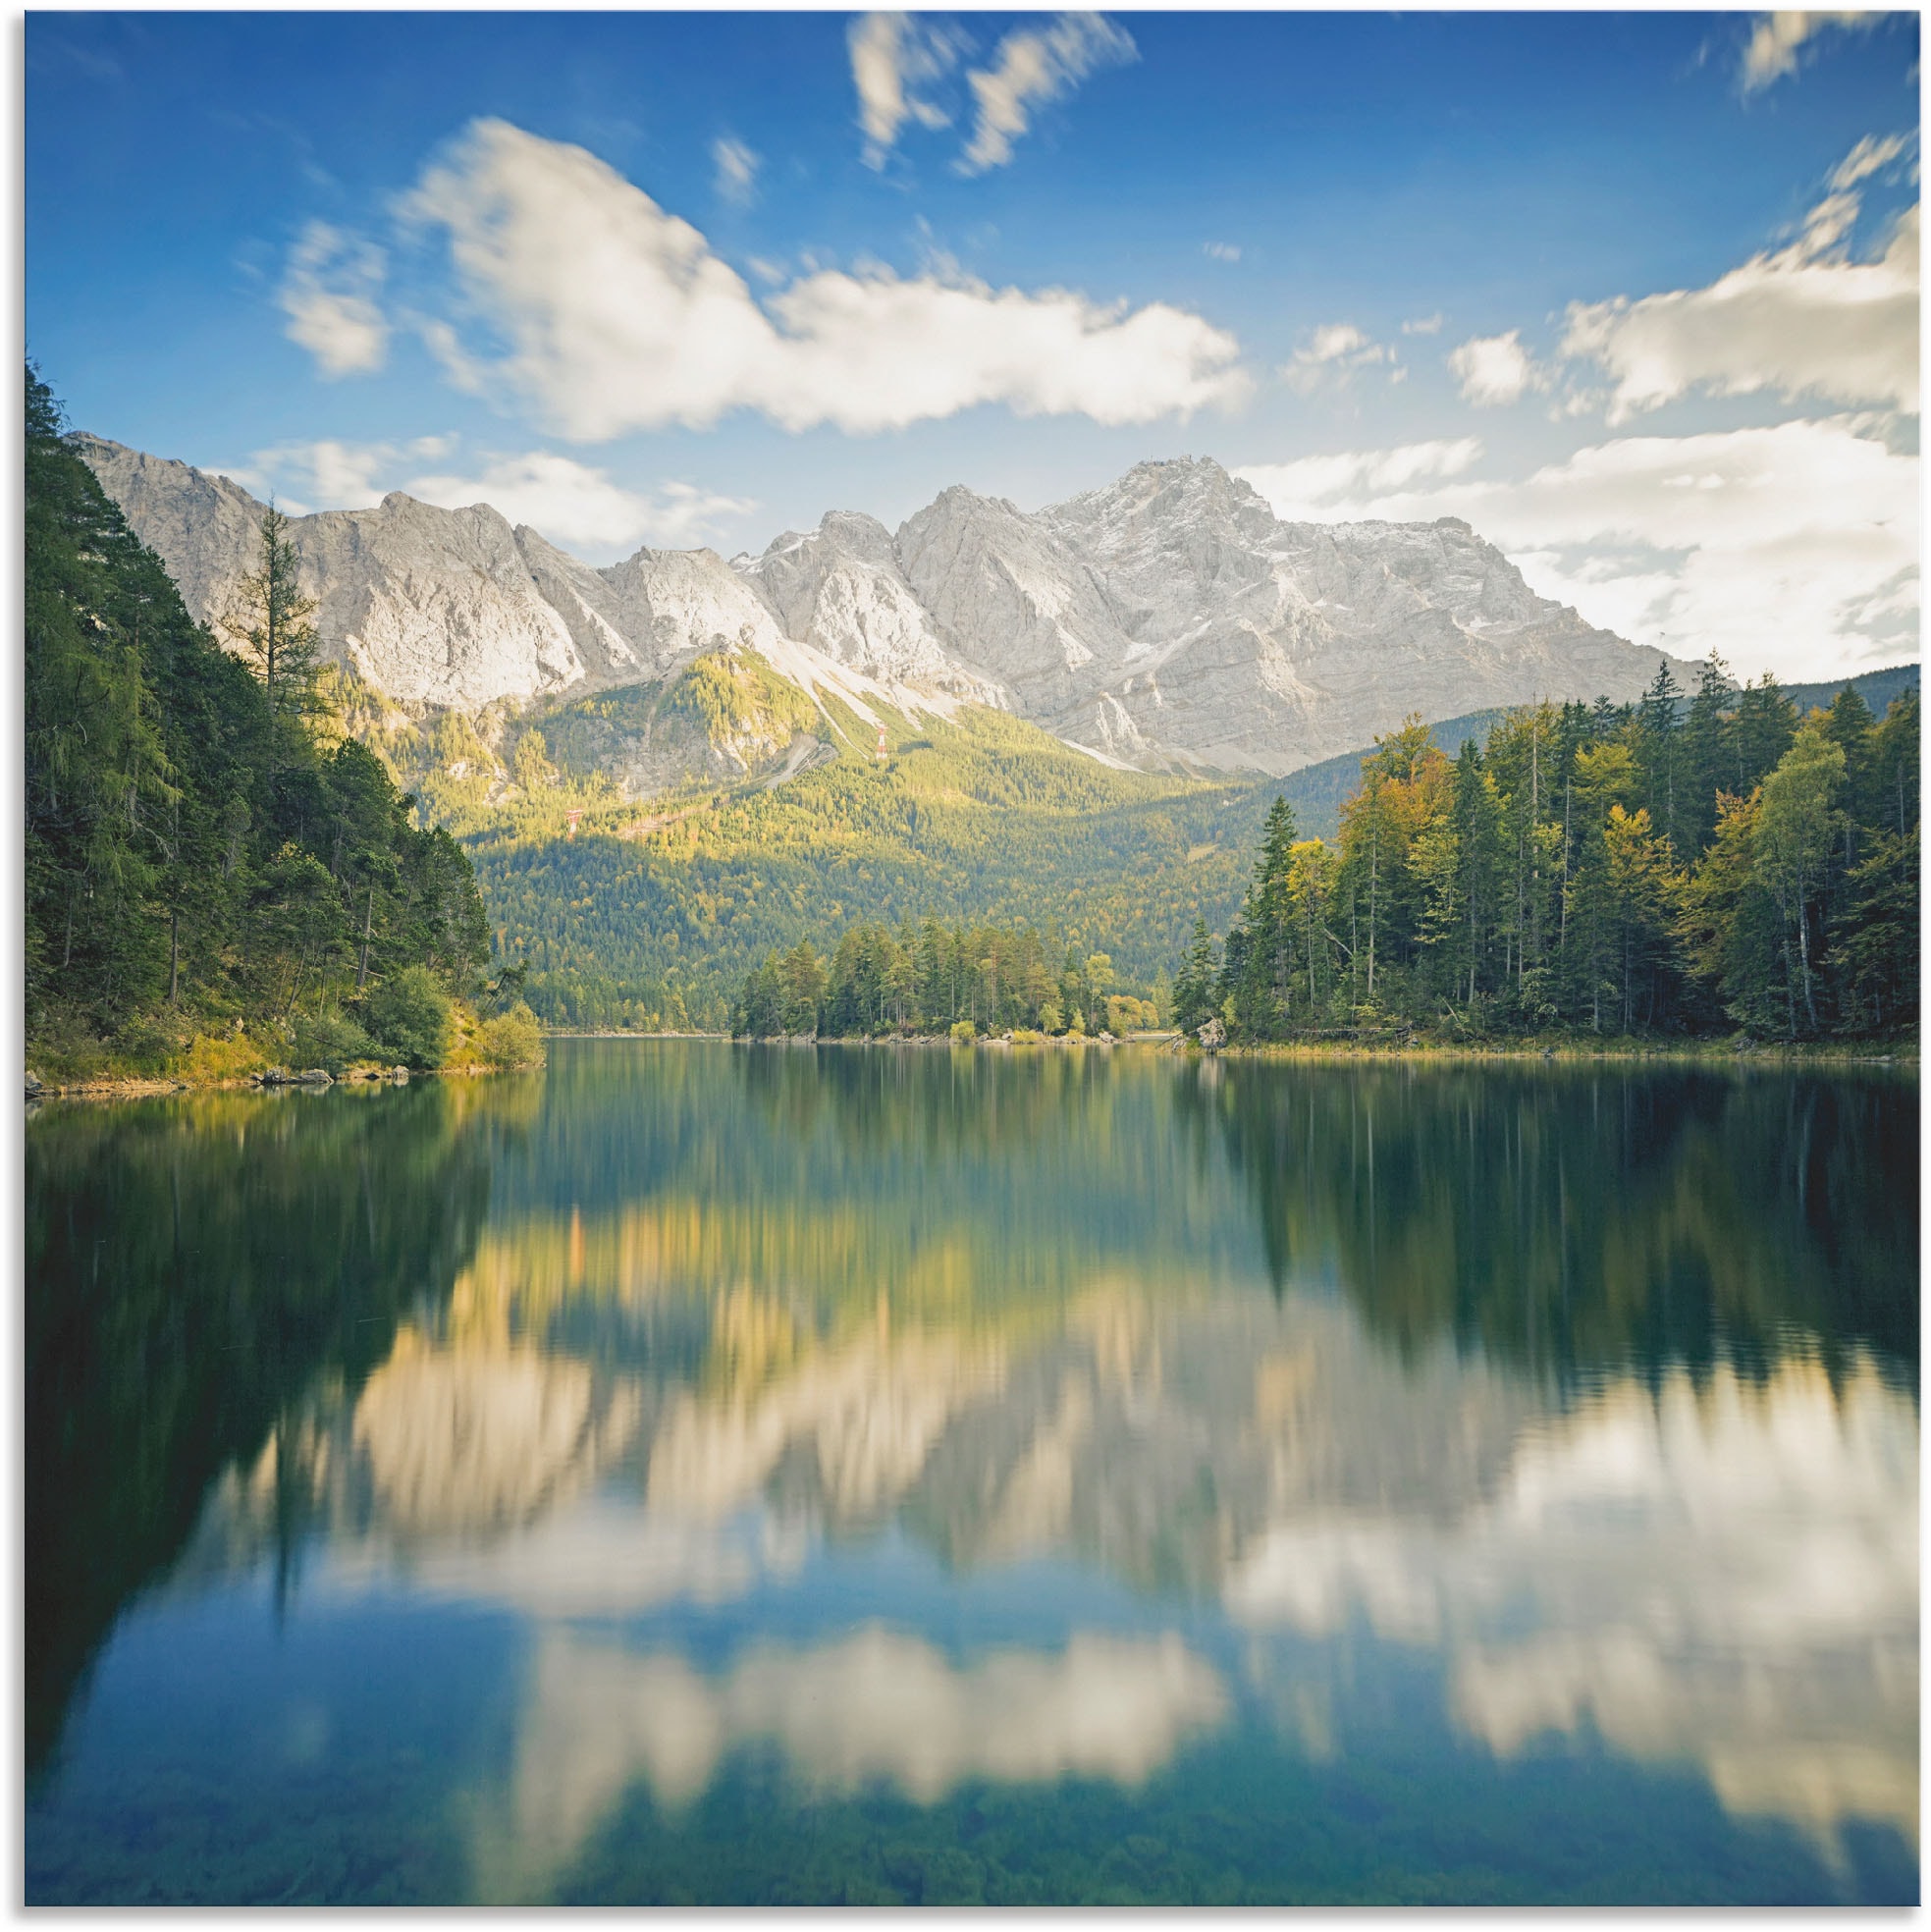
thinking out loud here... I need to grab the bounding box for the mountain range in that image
[77,435,1681,791]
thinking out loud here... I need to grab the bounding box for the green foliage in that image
[476,1001,545,1070]
[25,364,495,1070]
[456,701,1280,1029]
[729,913,1162,1039]
[213,503,321,724]
[661,647,817,746]
[1189,675,1920,1045]
[360,964,455,1069]
[290,1007,378,1076]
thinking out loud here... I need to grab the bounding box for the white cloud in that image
[848,12,965,169]
[1239,415,1918,681]
[957,14,1137,176]
[711,134,759,208]
[1401,311,1444,337]
[1204,242,1241,263]
[1447,329,1547,406]
[400,119,1247,439]
[238,434,455,510]
[1235,438,1484,522]
[277,221,389,377]
[1562,143,1919,422]
[406,452,756,551]
[1828,130,1912,193]
[1739,10,1879,92]
[1282,321,1390,395]
[235,434,753,553]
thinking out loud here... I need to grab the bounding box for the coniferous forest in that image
[24,367,540,1080]
[728,667,1918,1047]
[1173,673,1918,1046]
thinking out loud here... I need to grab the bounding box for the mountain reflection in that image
[181,1274,1914,1875]
[1225,1351,1916,1857]
[27,1046,1917,1903]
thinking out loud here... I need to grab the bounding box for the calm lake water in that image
[26,1042,1919,1905]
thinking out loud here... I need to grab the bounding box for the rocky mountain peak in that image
[77,430,1682,782]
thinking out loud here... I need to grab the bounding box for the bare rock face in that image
[740,510,1006,703]
[70,435,266,623]
[77,436,1680,778]
[1014,457,1676,775]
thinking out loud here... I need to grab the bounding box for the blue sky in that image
[26,9,1921,679]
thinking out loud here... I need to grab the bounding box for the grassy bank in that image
[27,1001,546,1099]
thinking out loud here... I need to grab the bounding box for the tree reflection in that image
[24,1080,526,1777]
[1184,1063,1917,1386]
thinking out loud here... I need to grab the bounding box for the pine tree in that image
[219,505,321,730]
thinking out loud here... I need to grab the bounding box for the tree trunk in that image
[358,883,375,990]
[169,906,180,1006]
[1797,893,1819,1033]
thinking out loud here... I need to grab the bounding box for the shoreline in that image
[29,1032,1915,1102]
[555,1029,1917,1067]
[26,1061,543,1104]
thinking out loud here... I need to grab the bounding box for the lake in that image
[25,1041,1919,1905]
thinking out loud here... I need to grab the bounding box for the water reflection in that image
[1226,1352,1916,1857]
[25,1078,530,1777]
[1186,1061,1918,1378]
[477,1628,1228,1901]
[25,1046,1918,1904]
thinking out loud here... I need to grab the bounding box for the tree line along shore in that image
[731,671,1916,1051]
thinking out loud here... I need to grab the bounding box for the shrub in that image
[949,1019,977,1045]
[360,965,455,1069]
[478,1002,545,1070]
[291,1007,377,1076]
[109,1012,189,1075]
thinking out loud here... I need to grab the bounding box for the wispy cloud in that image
[1401,311,1444,337]
[1282,321,1392,395]
[1236,438,1484,522]
[231,434,453,512]
[407,453,756,551]
[1203,242,1241,263]
[956,13,1137,175]
[711,134,760,208]
[1561,136,1918,422]
[1738,9,1879,93]
[277,221,389,377]
[848,12,966,169]
[235,435,755,554]
[399,118,1248,440]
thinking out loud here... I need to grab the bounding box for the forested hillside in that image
[453,704,1280,1030]
[1179,664,1918,1044]
[25,367,537,1080]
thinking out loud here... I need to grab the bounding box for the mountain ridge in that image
[76,434,1686,787]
